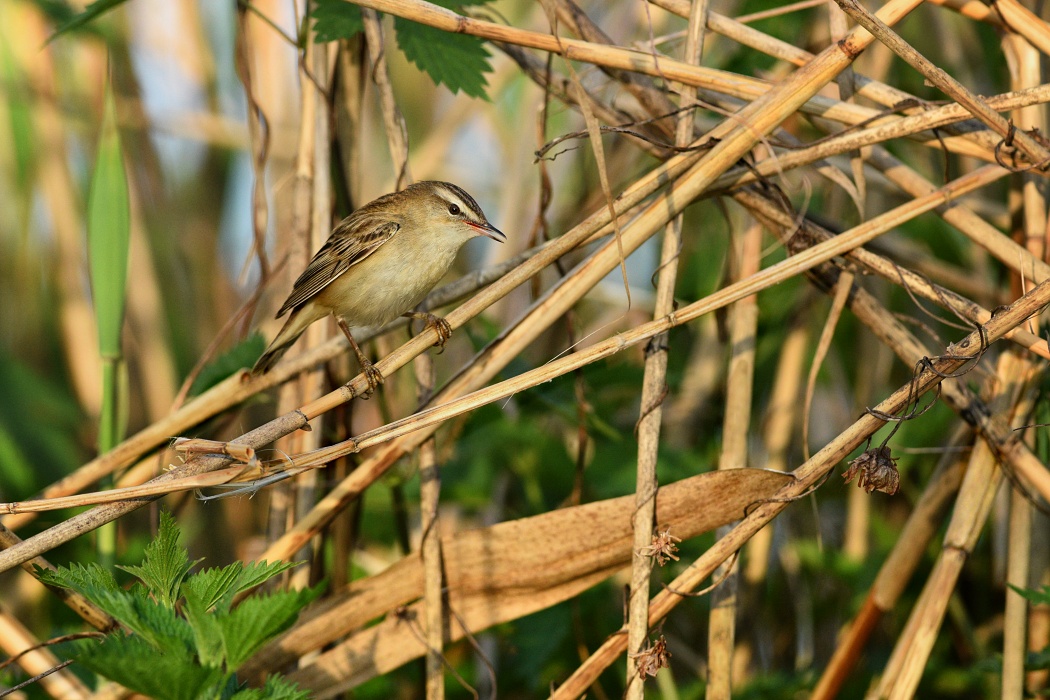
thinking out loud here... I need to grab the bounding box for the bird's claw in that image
[420,313,453,351]
[360,363,384,398]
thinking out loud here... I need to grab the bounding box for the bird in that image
[252,181,505,391]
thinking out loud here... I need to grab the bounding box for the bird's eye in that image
[448,203,461,216]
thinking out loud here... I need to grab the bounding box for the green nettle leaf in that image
[229,560,301,599]
[181,593,225,669]
[229,676,311,700]
[310,0,363,42]
[71,634,225,700]
[218,587,324,670]
[183,563,245,613]
[394,18,492,99]
[88,77,131,362]
[50,513,316,698]
[118,512,196,609]
[36,561,121,596]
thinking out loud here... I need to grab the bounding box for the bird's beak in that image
[469,221,506,243]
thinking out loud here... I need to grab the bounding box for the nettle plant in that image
[39,513,322,700]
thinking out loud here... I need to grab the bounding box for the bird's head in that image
[411,181,506,245]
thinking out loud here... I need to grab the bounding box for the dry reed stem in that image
[742,320,809,584]
[625,0,707,692]
[925,0,1002,25]
[1004,481,1033,700]
[732,189,1050,360]
[992,0,1050,55]
[655,0,1037,161]
[415,350,445,700]
[0,606,91,700]
[745,190,1050,508]
[551,269,1050,699]
[0,522,117,633]
[834,0,1050,167]
[653,0,910,110]
[350,0,966,141]
[0,464,290,513]
[707,219,761,699]
[19,16,102,416]
[543,2,631,308]
[272,27,329,587]
[811,429,969,700]
[0,406,309,573]
[806,273,856,465]
[928,0,1050,54]
[362,8,412,189]
[710,85,1050,193]
[553,0,677,139]
[868,148,1050,281]
[873,354,1037,699]
[1001,37,1045,697]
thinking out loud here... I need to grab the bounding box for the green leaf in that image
[118,512,197,609]
[1009,583,1050,606]
[218,586,323,670]
[36,561,120,595]
[92,586,195,655]
[88,73,131,361]
[229,676,311,700]
[229,560,300,599]
[183,562,245,613]
[182,591,225,669]
[188,333,267,396]
[394,17,492,99]
[182,559,298,615]
[46,0,131,44]
[310,0,363,42]
[70,634,226,700]
[40,561,194,656]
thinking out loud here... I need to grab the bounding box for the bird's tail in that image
[252,306,324,375]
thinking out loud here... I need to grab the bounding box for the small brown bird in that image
[253,181,505,388]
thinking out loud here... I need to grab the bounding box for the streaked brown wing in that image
[275,217,400,317]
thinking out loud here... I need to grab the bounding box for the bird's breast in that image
[313,233,461,328]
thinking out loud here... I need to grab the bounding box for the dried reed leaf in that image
[245,467,794,692]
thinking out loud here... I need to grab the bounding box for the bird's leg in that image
[403,311,453,352]
[337,317,383,396]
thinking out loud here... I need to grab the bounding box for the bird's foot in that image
[357,360,384,399]
[406,312,453,352]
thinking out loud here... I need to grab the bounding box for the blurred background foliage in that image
[0,0,1048,698]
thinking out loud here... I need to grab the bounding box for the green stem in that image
[97,356,122,568]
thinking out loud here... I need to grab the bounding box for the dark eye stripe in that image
[437,182,486,221]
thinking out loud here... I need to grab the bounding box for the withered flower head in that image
[843,445,900,495]
[629,635,671,679]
